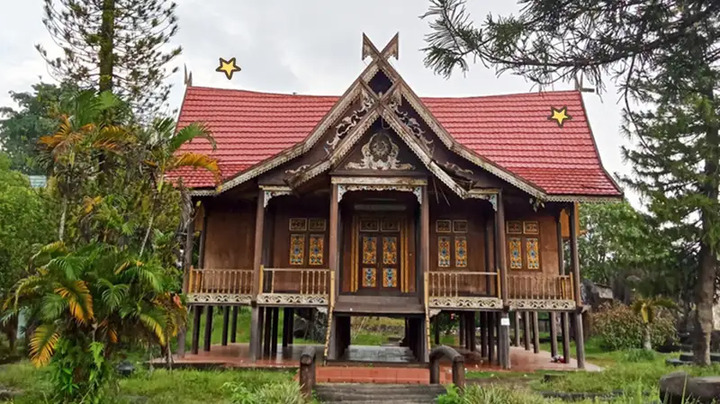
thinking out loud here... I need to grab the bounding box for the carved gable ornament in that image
[346,130,414,170]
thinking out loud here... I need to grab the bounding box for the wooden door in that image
[357,216,401,292]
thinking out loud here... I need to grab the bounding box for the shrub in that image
[593,302,676,350]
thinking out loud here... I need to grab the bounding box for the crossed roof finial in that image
[362,33,399,61]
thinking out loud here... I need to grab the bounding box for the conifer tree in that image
[37,0,181,118]
[423,0,720,365]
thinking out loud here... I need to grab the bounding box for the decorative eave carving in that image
[326,93,375,153]
[508,299,577,311]
[260,185,293,207]
[332,176,425,204]
[346,130,415,170]
[256,293,328,307]
[186,293,252,305]
[428,296,504,310]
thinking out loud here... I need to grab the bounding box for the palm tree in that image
[632,296,676,350]
[37,91,131,240]
[138,117,220,256]
[12,241,184,401]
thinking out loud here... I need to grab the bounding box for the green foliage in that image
[437,384,462,404]
[621,348,658,363]
[437,385,550,404]
[37,0,182,117]
[225,381,305,404]
[0,82,76,174]
[593,303,676,351]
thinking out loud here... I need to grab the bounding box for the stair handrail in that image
[299,346,317,399]
[429,345,465,390]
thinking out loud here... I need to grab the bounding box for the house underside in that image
[173,34,622,369]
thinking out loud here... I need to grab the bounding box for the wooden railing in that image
[428,271,500,298]
[507,274,574,300]
[261,267,332,295]
[186,268,253,295]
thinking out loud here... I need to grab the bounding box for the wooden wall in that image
[202,200,255,270]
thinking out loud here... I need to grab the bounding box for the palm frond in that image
[170,122,216,153]
[40,293,68,321]
[139,311,167,345]
[99,279,129,310]
[30,324,60,367]
[55,280,94,323]
[170,153,220,183]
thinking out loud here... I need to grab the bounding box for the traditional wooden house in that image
[171,35,621,369]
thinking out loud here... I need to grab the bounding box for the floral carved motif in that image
[346,131,415,170]
[326,95,374,153]
[257,293,328,306]
[389,100,433,152]
[509,299,576,311]
[429,297,503,310]
[187,294,252,305]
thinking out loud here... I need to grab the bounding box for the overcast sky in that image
[0,0,632,194]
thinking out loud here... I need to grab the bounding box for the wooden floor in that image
[333,295,424,315]
[158,343,601,375]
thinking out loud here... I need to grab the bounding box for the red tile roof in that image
[172,86,620,197]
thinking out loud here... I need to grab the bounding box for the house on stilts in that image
[170,34,622,369]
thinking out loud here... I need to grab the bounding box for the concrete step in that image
[679,352,720,363]
[315,383,445,403]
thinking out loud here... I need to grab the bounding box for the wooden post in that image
[532,312,540,354]
[494,193,508,305]
[458,313,465,347]
[230,306,239,343]
[249,190,265,361]
[288,309,295,345]
[282,308,291,348]
[480,312,488,357]
[495,312,502,364]
[487,311,495,364]
[327,183,339,359]
[568,203,585,369]
[561,312,571,362]
[299,347,316,399]
[420,185,430,362]
[512,312,520,347]
[523,312,531,351]
[271,307,280,356]
[191,305,202,355]
[433,315,440,345]
[178,196,196,359]
[467,312,476,352]
[499,311,510,369]
[203,305,213,352]
[549,312,558,357]
[263,307,273,357]
[221,306,230,346]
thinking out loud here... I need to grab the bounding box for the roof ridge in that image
[186,85,581,100]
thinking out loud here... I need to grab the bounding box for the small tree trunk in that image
[99,0,116,92]
[642,324,652,351]
[58,198,68,241]
[139,214,155,256]
[693,242,715,365]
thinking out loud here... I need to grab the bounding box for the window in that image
[289,217,327,266]
[436,219,468,268]
[506,220,541,271]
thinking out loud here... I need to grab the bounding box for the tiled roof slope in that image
[172,86,620,197]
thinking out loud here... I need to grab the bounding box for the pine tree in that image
[422,0,720,365]
[36,0,181,118]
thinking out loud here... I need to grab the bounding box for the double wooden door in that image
[356,215,403,292]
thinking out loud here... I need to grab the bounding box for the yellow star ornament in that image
[548,106,572,127]
[216,57,241,80]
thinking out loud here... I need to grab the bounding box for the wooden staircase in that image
[314,383,446,404]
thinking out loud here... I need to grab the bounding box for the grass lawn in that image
[0,361,296,404]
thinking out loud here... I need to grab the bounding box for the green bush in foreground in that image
[225,380,305,404]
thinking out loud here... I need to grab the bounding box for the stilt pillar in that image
[561,311,571,362]
[480,312,488,358]
[549,312,558,358]
[499,311,510,369]
[512,312,520,347]
[467,312,476,352]
[568,203,585,369]
[203,305,213,352]
[271,307,280,356]
[191,305,202,355]
[532,312,540,354]
[249,305,262,361]
[487,311,495,364]
[523,312,531,351]
[221,306,230,346]
[433,315,440,345]
[230,306,239,343]
[575,311,586,369]
[263,306,273,357]
[458,313,465,347]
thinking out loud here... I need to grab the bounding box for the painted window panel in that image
[383,268,397,287]
[509,237,522,270]
[360,219,379,232]
[455,236,468,268]
[526,238,540,270]
[381,219,400,232]
[308,234,324,266]
[383,237,398,265]
[438,236,451,268]
[362,268,376,287]
[290,234,305,265]
[362,236,377,264]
